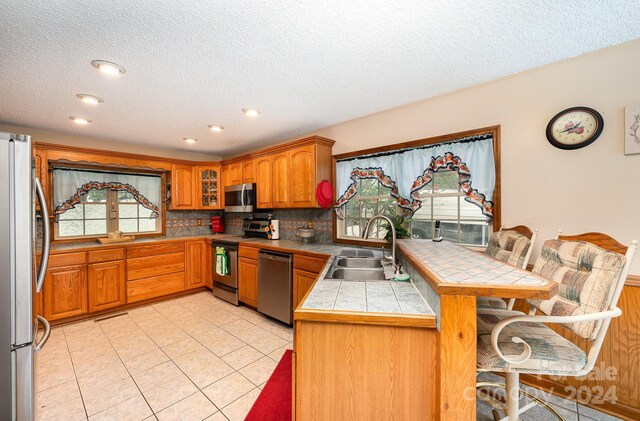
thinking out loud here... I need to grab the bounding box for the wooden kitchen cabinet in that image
[196,165,221,209]
[226,162,243,185]
[242,160,255,183]
[272,151,291,208]
[185,240,208,289]
[255,156,272,208]
[293,254,328,308]
[43,265,88,321]
[290,145,316,207]
[34,148,48,211]
[238,256,259,307]
[171,163,196,209]
[293,269,318,309]
[219,136,334,210]
[88,260,125,313]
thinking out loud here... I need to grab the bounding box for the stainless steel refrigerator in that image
[1,132,51,420]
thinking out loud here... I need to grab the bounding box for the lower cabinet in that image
[293,269,319,309]
[293,254,329,308]
[127,273,186,303]
[238,256,259,307]
[88,260,126,313]
[43,265,88,321]
[185,240,209,289]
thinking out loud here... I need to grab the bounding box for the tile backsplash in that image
[41,208,334,241]
[165,210,223,237]
[223,209,333,243]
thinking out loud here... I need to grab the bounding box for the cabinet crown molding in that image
[221,135,336,164]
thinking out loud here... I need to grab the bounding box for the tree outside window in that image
[338,170,490,246]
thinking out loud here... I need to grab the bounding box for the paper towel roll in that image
[270,220,280,240]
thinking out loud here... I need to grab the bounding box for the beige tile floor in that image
[36,290,621,421]
[36,291,292,421]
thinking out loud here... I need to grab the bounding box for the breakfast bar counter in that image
[396,239,558,299]
[293,239,559,420]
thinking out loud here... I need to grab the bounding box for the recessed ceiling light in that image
[208,124,224,132]
[91,60,126,76]
[76,94,104,105]
[183,137,198,144]
[69,116,92,125]
[242,108,261,117]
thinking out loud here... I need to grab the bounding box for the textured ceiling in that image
[1,1,639,157]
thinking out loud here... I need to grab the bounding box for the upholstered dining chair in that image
[476,225,538,310]
[476,232,637,421]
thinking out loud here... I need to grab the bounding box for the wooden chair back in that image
[500,225,535,240]
[557,232,628,255]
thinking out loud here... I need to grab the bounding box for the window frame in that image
[50,162,166,242]
[408,169,491,246]
[332,125,501,248]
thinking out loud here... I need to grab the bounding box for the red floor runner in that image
[245,349,293,421]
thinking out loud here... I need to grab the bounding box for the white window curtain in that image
[53,169,161,221]
[335,135,495,220]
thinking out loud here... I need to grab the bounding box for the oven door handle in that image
[241,184,246,210]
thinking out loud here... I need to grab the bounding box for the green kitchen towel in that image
[215,247,229,276]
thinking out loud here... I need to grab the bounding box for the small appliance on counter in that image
[211,215,224,234]
[268,219,280,240]
[242,218,271,238]
[296,220,317,244]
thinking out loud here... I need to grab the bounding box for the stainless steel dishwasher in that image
[257,250,293,324]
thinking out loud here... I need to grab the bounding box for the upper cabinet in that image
[255,156,272,208]
[227,162,243,185]
[290,145,316,207]
[272,151,291,208]
[170,164,222,210]
[242,160,255,183]
[196,165,221,210]
[170,164,196,209]
[221,136,334,210]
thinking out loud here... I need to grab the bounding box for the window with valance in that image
[53,167,163,239]
[334,131,498,246]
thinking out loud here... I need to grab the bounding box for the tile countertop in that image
[396,239,558,299]
[298,252,434,317]
[49,234,436,324]
[49,234,347,255]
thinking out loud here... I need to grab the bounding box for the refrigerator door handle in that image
[35,178,50,293]
[34,315,51,352]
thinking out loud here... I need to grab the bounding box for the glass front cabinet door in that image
[197,165,221,209]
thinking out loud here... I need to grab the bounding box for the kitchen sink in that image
[339,249,376,258]
[335,257,383,269]
[329,268,387,281]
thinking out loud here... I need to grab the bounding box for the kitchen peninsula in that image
[293,238,558,420]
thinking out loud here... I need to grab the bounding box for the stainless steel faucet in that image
[362,214,403,275]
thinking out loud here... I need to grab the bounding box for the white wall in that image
[0,123,222,162]
[307,39,640,274]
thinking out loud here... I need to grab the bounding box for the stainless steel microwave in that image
[224,183,256,212]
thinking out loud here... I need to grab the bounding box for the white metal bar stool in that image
[476,232,637,421]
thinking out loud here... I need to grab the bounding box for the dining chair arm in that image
[490,308,622,366]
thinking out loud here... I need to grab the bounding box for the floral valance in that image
[335,135,495,220]
[53,169,161,221]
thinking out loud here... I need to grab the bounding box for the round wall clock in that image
[545,106,604,150]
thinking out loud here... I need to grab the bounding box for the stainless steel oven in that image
[211,239,239,305]
[224,183,255,212]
